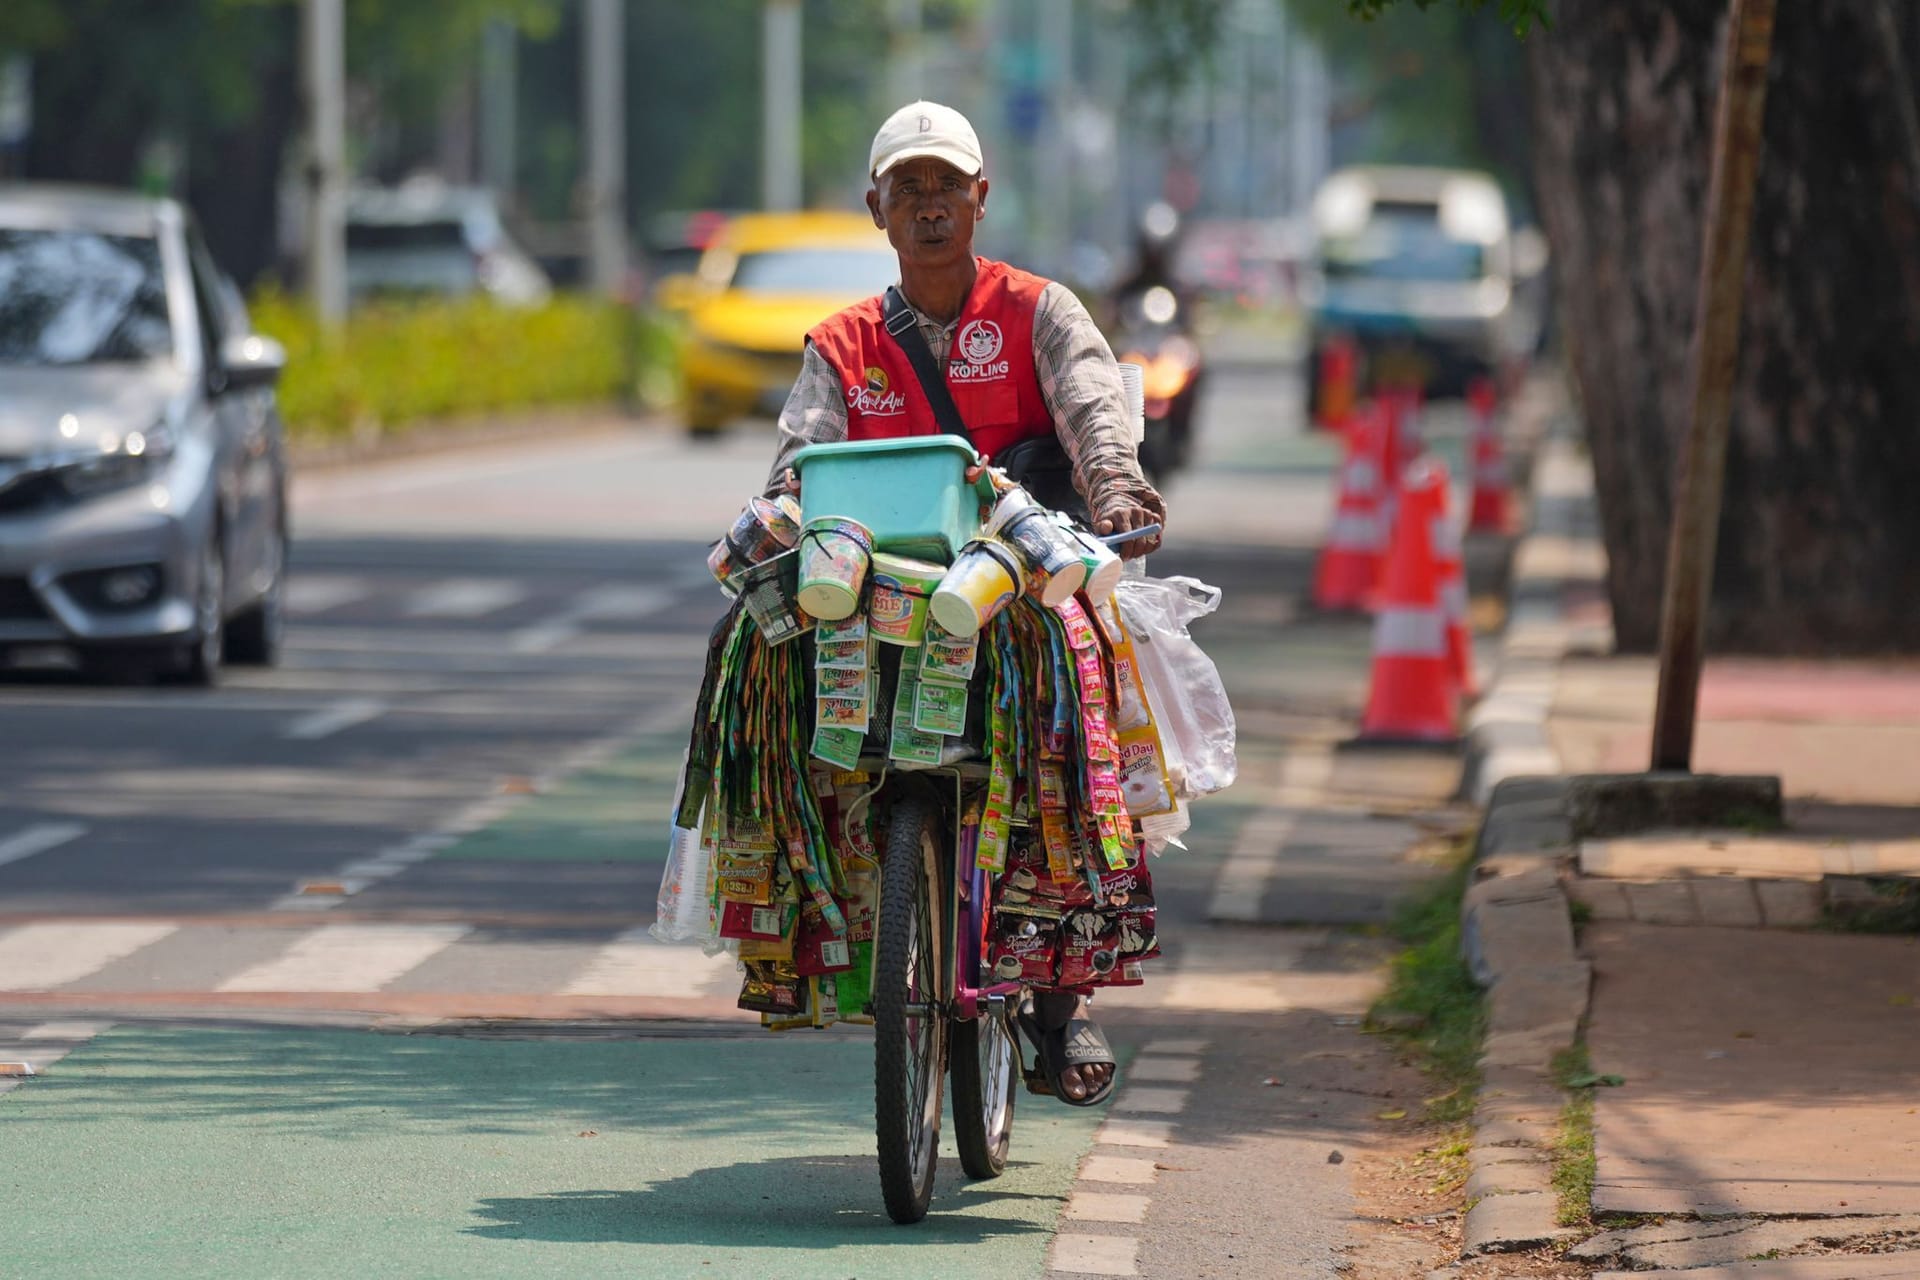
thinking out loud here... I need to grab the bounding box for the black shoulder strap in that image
[882,285,975,447]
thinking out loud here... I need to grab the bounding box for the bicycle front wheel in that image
[874,794,946,1224]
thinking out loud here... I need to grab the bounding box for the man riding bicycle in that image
[765,101,1168,1106]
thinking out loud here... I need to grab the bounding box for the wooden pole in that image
[1649,0,1777,771]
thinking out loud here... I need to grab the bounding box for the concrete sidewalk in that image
[1457,419,1920,1277]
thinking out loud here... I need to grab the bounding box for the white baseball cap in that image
[869,100,984,179]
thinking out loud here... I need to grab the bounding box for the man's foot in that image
[1059,1060,1115,1102]
[1020,991,1118,1107]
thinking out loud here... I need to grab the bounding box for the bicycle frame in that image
[870,762,1026,1024]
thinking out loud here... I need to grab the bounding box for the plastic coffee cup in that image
[928,538,1025,637]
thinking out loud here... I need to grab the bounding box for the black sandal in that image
[1016,994,1118,1108]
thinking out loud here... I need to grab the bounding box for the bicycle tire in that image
[950,1005,1016,1179]
[873,794,946,1224]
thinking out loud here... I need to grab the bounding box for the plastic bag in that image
[651,749,720,946]
[1114,574,1237,802]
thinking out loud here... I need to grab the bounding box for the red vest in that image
[807,258,1054,461]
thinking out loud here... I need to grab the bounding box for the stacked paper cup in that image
[1117,362,1145,445]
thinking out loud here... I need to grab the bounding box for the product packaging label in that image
[913,678,968,736]
[887,667,943,766]
[811,724,864,771]
[921,623,979,681]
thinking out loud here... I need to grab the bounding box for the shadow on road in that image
[466,1156,1055,1248]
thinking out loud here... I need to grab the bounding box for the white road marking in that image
[561,927,740,998]
[0,923,178,991]
[1064,1192,1151,1224]
[267,894,345,913]
[1138,1039,1208,1056]
[510,584,676,654]
[1207,742,1335,922]
[0,823,87,870]
[404,578,526,619]
[335,858,409,879]
[1095,1118,1175,1149]
[281,697,389,741]
[1049,1232,1139,1276]
[216,924,469,992]
[508,621,579,656]
[21,1021,109,1041]
[1080,1155,1161,1185]
[1112,1086,1190,1115]
[284,574,371,615]
[1127,1056,1201,1083]
[1207,810,1296,921]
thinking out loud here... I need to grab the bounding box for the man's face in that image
[866,157,989,271]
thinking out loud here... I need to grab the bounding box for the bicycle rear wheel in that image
[874,794,946,1224]
[950,1002,1016,1179]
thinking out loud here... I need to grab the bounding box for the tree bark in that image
[1529,2,1920,654]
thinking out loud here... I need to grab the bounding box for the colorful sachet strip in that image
[677,579,1168,1030]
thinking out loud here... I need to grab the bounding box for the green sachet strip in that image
[889,655,944,767]
[811,725,864,770]
[832,938,875,1022]
[913,677,968,736]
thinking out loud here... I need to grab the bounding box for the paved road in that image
[0,348,1503,1278]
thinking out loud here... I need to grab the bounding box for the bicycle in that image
[863,760,1026,1225]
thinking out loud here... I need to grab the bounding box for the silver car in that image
[0,184,289,683]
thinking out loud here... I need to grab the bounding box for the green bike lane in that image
[0,731,1112,1279]
[0,371,1499,1277]
[0,1024,1106,1279]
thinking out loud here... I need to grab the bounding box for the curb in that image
[1461,380,1612,807]
[1454,373,1606,1256]
[1457,775,1587,1256]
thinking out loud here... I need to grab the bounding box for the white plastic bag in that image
[1115,574,1237,802]
[651,750,719,945]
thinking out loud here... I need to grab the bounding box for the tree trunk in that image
[1529,2,1920,654]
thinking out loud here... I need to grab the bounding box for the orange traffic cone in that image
[1313,401,1388,611]
[1314,336,1358,432]
[1359,459,1458,742]
[1427,471,1476,698]
[1467,377,1511,533]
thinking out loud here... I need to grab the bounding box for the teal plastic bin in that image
[794,435,987,563]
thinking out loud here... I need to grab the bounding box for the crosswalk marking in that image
[0,923,179,992]
[284,574,371,615]
[0,823,87,870]
[561,927,740,998]
[216,924,470,993]
[404,578,527,619]
[0,920,748,1002]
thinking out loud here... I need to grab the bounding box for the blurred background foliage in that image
[249,289,654,438]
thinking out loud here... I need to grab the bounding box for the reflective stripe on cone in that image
[1358,457,1459,742]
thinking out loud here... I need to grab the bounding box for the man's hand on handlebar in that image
[1093,486,1167,560]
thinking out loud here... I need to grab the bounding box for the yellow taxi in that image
[678,210,898,436]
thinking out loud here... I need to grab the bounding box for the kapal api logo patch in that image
[957,320,1003,365]
[849,364,906,416]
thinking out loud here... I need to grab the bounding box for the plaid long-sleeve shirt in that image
[763,279,1163,523]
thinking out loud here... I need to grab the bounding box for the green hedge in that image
[249,290,678,441]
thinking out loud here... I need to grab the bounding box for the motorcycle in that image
[1110,284,1204,482]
